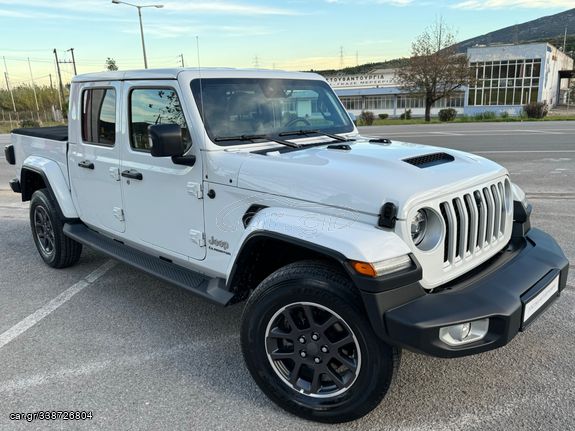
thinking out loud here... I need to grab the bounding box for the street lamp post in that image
[111,0,163,69]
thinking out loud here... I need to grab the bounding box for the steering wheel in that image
[284,117,312,128]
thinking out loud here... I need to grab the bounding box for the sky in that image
[0,0,573,87]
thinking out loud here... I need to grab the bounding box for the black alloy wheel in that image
[265,301,361,398]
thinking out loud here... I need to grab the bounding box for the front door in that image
[69,82,125,233]
[119,81,206,261]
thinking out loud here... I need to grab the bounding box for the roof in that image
[72,67,323,83]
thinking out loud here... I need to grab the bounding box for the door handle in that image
[78,160,94,170]
[121,169,143,180]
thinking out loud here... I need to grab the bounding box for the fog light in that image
[439,319,489,347]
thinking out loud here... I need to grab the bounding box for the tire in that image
[30,189,82,268]
[241,260,400,423]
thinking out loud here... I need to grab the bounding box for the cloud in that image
[324,0,413,5]
[0,0,302,16]
[158,1,301,16]
[452,0,574,9]
[122,23,278,39]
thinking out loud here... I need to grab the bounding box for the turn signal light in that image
[350,255,412,278]
[351,261,377,277]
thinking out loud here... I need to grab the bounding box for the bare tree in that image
[396,21,473,122]
[105,58,118,71]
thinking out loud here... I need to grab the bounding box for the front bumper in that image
[358,228,569,358]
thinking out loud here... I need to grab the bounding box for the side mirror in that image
[149,124,185,157]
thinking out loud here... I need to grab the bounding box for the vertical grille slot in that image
[498,182,506,234]
[483,187,495,243]
[454,197,468,258]
[464,194,478,254]
[491,184,502,238]
[440,203,451,263]
[438,180,510,268]
[475,191,487,249]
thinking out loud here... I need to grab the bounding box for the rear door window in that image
[81,88,116,145]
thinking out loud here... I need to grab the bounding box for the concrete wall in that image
[542,45,574,107]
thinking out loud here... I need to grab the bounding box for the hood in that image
[236,138,508,219]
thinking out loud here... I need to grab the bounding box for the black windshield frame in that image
[190,78,354,146]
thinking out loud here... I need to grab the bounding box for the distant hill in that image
[311,58,407,76]
[456,8,575,53]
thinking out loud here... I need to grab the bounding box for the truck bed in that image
[11,126,68,142]
[10,126,70,189]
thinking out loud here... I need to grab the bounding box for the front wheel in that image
[241,260,400,423]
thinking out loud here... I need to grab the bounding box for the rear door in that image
[119,81,206,261]
[69,82,125,233]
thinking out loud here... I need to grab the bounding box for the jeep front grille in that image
[439,179,510,265]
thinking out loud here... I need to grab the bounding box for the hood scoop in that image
[403,152,455,169]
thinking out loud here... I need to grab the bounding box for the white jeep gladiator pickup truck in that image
[5,68,569,423]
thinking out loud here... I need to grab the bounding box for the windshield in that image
[191,78,354,146]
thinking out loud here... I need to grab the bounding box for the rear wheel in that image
[30,189,82,268]
[241,260,400,423]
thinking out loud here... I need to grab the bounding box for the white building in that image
[324,42,573,118]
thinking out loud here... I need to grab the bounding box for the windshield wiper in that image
[214,134,300,148]
[278,129,351,142]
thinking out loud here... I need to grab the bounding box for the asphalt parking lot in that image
[0,121,574,430]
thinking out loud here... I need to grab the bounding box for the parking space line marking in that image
[0,260,116,350]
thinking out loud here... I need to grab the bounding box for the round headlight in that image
[410,210,428,245]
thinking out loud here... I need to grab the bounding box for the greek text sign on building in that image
[325,72,397,89]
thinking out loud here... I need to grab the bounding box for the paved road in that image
[0,123,574,430]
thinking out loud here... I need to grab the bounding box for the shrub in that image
[19,119,40,128]
[474,111,497,121]
[438,108,457,122]
[358,110,375,126]
[378,113,389,120]
[523,102,548,119]
[399,109,412,120]
[499,111,509,119]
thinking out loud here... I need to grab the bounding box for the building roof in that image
[72,67,323,83]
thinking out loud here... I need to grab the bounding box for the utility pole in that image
[53,50,64,111]
[563,26,568,52]
[2,56,17,113]
[253,56,260,68]
[178,53,185,67]
[67,48,77,75]
[27,57,41,121]
[356,50,359,67]
[49,74,53,89]
[339,46,344,69]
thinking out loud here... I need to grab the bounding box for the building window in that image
[433,93,465,108]
[81,88,116,146]
[468,58,541,106]
[339,96,363,110]
[397,96,424,109]
[364,95,394,110]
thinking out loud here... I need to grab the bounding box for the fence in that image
[0,107,65,129]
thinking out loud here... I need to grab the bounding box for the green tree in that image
[105,57,118,71]
[396,21,473,122]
